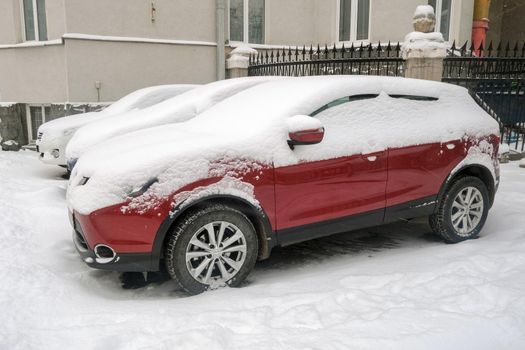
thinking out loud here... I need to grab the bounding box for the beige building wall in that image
[0,0,22,44]
[45,0,67,40]
[0,44,68,103]
[370,0,426,43]
[64,0,216,42]
[64,39,217,102]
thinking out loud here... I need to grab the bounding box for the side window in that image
[311,94,378,116]
[389,95,438,101]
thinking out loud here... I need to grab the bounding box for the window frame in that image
[336,0,372,43]
[228,0,265,44]
[26,104,51,141]
[429,0,454,42]
[20,0,47,42]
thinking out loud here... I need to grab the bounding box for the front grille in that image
[37,132,43,141]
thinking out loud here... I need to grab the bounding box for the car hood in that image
[38,112,107,135]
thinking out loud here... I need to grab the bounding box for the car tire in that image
[429,176,490,243]
[164,204,258,295]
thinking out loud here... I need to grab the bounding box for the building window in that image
[229,0,265,44]
[27,105,51,141]
[338,0,370,42]
[429,0,452,41]
[22,0,47,41]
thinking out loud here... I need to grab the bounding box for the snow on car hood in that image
[65,77,280,161]
[68,76,500,215]
[38,112,104,135]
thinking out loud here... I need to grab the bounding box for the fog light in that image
[51,149,60,158]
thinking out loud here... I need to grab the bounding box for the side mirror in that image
[286,115,325,149]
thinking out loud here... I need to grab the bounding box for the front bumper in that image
[72,215,155,272]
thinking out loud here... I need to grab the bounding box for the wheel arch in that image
[438,164,496,208]
[150,195,276,271]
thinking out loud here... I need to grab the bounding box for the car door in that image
[274,95,388,245]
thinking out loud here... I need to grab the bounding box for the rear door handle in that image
[366,156,377,162]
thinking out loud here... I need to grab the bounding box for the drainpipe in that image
[472,0,491,56]
[216,0,226,80]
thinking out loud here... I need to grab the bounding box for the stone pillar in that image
[402,5,447,81]
[226,45,258,79]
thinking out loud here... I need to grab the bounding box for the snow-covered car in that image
[36,84,196,167]
[64,77,280,170]
[67,76,500,294]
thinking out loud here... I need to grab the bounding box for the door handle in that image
[366,156,377,162]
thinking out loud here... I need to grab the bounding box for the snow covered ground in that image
[1,150,525,350]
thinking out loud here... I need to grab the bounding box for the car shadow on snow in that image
[116,216,442,293]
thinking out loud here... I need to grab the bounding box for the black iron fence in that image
[248,42,404,77]
[442,41,525,151]
[248,40,525,151]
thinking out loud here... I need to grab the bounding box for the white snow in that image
[0,39,62,49]
[68,76,499,215]
[402,32,447,59]
[62,33,217,47]
[414,5,435,19]
[286,115,323,133]
[2,150,525,349]
[65,77,280,161]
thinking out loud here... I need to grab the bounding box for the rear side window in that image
[311,94,379,116]
[389,95,438,101]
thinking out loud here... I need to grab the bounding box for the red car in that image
[67,76,500,294]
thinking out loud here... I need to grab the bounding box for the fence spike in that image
[460,41,467,56]
[309,45,314,61]
[505,42,510,57]
[270,50,274,63]
[350,42,355,58]
[496,41,502,57]
[276,49,280,63]
[469,41,475,56]
[332,43,337,59]
[288,47,292,62]
[487,40,493,57]
[521,41,525,58]
[386,41,392,57]
[302,45,306,60]
[359,41,364,58]
[341,43,346,58]
[394,42,401,57]
[478,41,484,56]
[264,50,269,64]
[512,41,519,57]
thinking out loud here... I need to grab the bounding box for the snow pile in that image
[65,77,279,161]
[286,115,323,132]
[3,151,525,349]
[402,31,447,59]
[413,5,435,19]
[68,76,499,215]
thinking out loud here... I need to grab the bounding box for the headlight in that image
[129,178,158,198]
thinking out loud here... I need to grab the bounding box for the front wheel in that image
[165,204,258,295]
[429,176,490,243]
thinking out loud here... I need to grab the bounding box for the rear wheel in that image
[164,204,258,295]
[429,176,490,243]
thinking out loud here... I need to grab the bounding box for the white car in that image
[36,84,197,168]
[65,77,279,170]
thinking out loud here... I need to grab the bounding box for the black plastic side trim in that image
[383,195,437,223]
[276,208,385,247]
